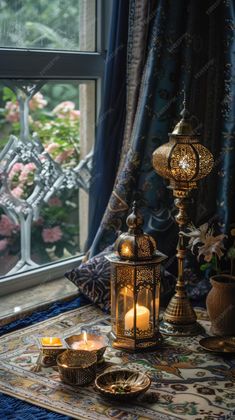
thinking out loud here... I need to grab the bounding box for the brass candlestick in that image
[152,105,214,336]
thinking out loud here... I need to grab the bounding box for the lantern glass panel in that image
[111,269,117,336]
[117,287,134,337]
[136,288,153,338]
[154,282,160,329]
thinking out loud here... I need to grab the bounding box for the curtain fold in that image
[88,0,235,264]
[87,0,130,250]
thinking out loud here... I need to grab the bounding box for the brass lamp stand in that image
[152,107,214,336]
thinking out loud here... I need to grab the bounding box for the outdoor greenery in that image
[0,0,81,50]
[0,84,81,272]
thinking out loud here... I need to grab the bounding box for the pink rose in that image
[53,101,75,116]
[0,215,15,236]
[0,238,8,252]
[8,162,24,180]
[70,110,80,120]
[55,150,73,164]
[5,101,20,123]
[11,186,24,198]
[29,92,47,111]
[42,226,63,243]
[19,162,36,182]
[45,142,60,154]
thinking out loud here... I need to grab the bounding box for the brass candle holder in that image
[152,106,214,336]
[65,332,108,362]
[57,350,97,386]
[37,336,67,366]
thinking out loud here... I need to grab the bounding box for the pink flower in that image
[45,142,60,154]
[0,215,15,236]
[11,186,24,198]
[29,92,47,111]
[42,226,63,243]
[8,162,24,180]
[53,101,75,116]
[19,162,36,182]
[0,238,8,252]
[70,110,80,120]
[52,101,80,120]
[55,150,73,163]
[5,101,20,123]
[48,197,62,207]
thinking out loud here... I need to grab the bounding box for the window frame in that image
[0,0,111,296]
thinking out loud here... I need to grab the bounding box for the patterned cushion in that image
[65,247,112,312]
[65,247,176,312]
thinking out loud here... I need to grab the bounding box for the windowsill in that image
[0,277,78,328]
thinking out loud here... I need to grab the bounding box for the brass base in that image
[111,333,163,352]
[159,319,204,336]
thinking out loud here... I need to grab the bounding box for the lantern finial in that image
[126,201,144,233]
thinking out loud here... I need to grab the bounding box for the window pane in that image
[0,80,95,276]
[0,0,96,51]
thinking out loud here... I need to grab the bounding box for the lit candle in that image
[122,244,131,257]
[125,304,150,332]
[71,331,102,351]
[41,337,63,347]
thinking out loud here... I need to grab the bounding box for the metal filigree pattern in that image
[136,267,154,283]
[194,143,214,181]
[170,143,197,181]
[117,267,134,284]
[118,325,153,339]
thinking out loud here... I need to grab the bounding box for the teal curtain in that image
[89,0,235,270]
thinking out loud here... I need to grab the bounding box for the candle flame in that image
[83,331,88,344]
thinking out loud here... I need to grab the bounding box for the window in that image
[0,0,111,295]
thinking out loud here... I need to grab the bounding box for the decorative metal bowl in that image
[65,334,108,362]
[57,350,97,386]
[95,369,151,401]
[199,336,235,353]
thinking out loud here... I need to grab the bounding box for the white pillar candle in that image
[125,304,150,332]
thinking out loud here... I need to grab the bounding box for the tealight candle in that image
[40,337,63,347]
[71,331,103,351]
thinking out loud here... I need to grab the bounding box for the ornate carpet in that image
[0,304,235,420]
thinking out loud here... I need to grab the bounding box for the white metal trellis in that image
[0,82,92,275]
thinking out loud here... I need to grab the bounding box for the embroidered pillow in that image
[65,247,112,312]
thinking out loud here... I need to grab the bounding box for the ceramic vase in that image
[206,274,235,336]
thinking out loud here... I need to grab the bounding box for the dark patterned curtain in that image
[88,0,235,269]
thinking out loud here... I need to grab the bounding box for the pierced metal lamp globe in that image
[152,108,214,336]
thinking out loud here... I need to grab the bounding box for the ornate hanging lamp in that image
[107,202,167,351]
[152,105,214,336]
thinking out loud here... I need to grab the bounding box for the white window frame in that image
[0,0,112,296]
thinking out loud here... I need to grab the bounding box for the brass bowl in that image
[57,350,97,386]
[199,336,235,354]
[95,369,151,401]
[65,334,108,362]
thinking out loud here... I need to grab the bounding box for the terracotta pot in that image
[206,274,235,336]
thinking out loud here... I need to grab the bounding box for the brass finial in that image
[172,91,194,136]
[126,201,144,233]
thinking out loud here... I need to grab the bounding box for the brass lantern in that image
[106,202,167,352]
[152,107,214,336]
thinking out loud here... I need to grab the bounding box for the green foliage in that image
[0,87,81,265]
[0,0,80,50]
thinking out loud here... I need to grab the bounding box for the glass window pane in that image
[0,79,95,276]
[0,0,96,51]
